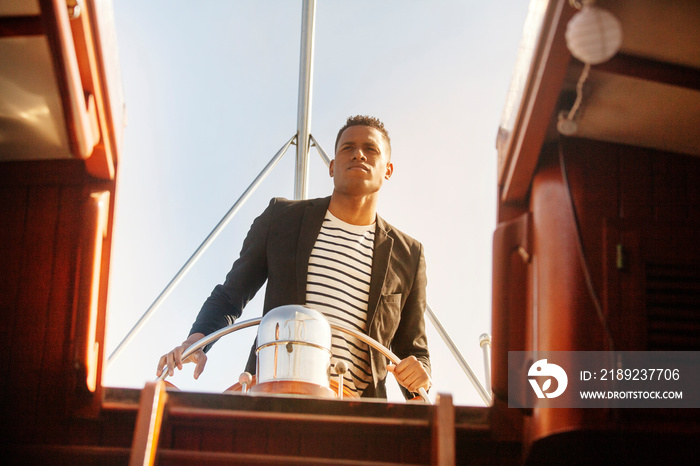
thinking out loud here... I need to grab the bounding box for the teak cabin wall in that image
[0,159,115,446]
[538,137,699,352]
[492,135,700,451]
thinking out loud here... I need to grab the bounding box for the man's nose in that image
[352,149,367,160]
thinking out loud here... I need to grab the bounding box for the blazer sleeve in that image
[392,242,431,399]
[188,198,276,342]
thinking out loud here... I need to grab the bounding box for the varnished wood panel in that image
[0,159,114,445]
[652,153,689,223]
[689,160,700,220]
[554,139,700,349]
[515,137,700,449]
[10,185,63,442]
[618,145,654,221]
[160,406,432,464]
[0,185,27,434]
[36,185,84,444]
[560,139,619,300]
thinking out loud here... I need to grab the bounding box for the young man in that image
[157,115,430,399]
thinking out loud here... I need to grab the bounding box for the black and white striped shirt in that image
[305,210,375,396]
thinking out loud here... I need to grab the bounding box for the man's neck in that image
[328,192,378,226]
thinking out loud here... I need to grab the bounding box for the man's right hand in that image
[156,332,207,379]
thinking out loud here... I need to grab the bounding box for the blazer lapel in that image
[295,197,331,301]
[367,215,393,329]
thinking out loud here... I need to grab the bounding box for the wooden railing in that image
[129,381,168,466]
[127,385,463,465]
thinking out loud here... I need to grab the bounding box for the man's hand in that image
[156,332,207,380]
[387,355,431,393]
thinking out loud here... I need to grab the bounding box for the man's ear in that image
[329,159,335,177]
[384,162,394,180]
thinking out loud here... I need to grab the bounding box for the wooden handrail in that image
[129,381,168,466]
[432,394,456,466]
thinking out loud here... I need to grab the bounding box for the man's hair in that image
[334,115,391,154]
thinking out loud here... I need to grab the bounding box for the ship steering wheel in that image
[156,317,432,404]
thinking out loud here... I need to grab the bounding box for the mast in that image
[294,0,317,200]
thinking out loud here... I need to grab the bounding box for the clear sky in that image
[104,0,531,406]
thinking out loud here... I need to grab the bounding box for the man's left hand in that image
[387,355,431,393]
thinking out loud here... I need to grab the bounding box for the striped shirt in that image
[305,210,375,396]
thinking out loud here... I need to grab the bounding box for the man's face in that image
[330,125,393,196]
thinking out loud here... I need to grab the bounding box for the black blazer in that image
[191,197,430,398]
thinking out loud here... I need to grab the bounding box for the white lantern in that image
[565,5,623,65]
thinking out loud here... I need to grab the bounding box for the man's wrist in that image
[183,332,205,347]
